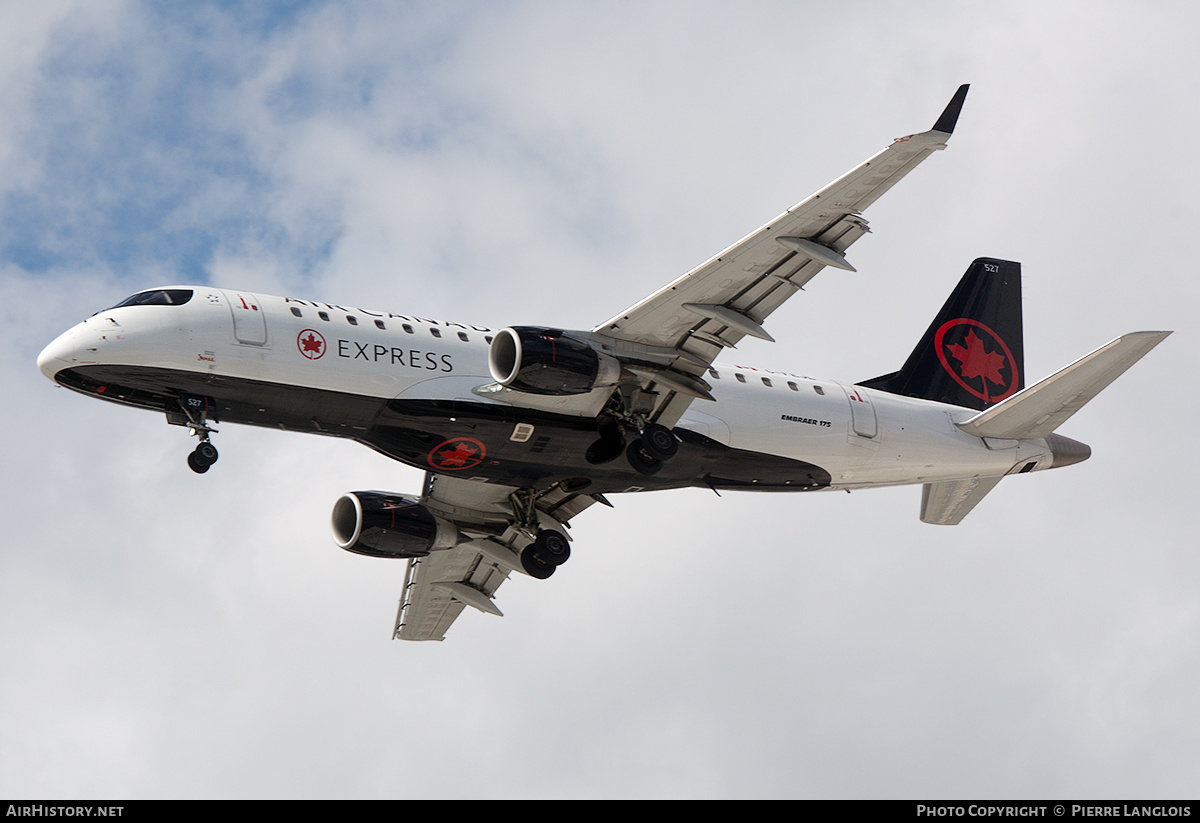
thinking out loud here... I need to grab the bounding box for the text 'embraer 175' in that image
[38,85,1170,640]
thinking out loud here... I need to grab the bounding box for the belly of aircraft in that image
[50,364,834,494]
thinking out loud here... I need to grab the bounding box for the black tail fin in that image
[860,258,1023,411]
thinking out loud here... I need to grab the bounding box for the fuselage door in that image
[843,385,878,438]
[223,291,268,345]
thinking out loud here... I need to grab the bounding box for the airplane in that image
[37,85,1170,641]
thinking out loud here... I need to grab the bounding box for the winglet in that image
[932,84,970,134]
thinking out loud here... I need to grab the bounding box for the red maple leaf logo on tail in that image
[934,319,1018,405]
[945,329,1009,401]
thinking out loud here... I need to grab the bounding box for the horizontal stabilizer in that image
[957,331,1171,440]
[920,476,1004,525]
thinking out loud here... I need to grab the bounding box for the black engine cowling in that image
[331,492,460,559]
[488,326,621,396]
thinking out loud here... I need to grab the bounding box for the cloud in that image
[3,0,1198,799]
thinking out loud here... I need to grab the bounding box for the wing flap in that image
[394,539,513,641]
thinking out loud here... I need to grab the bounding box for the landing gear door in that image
[223,291,268,346]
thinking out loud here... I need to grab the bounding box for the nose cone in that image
[1046,432,1092,469]
[37,327,82,382]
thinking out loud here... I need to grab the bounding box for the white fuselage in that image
[38,287,1056,492]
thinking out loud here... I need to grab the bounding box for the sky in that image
[2,0,1198,800]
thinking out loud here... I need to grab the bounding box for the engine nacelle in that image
[488,326,621,396]
[331,492,461,559]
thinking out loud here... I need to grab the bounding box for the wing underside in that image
[394,539,508,641]
[593,85,969,429]
[393,473,599,641]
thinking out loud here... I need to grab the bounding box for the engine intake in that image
[488,326,621,396]
[331,492,460,559]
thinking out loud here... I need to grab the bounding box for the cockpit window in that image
[107,289,194,310]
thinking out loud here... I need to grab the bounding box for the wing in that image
[594,85,969,428]
[392,472,601,641]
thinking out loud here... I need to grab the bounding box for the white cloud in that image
[3,0,1198,799]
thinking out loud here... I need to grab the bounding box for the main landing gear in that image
[625,422,679,476]
[520,529,570,579]
[506,487,575,580]
[585,414,681,477]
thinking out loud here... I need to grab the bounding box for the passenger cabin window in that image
[761,377,773,387]
[346,315,358,326]
[430,328,442,338]
[374,319,386,330]
[402,324,414,334]
[735,373,746,383]
[106,289,194,310]
[290,307,303,318]
[787,381,799,391]
[708,368,720,379]
[485,335,494,344]
[813,385,825,396]
[457,332,469,342]
[318,311,330,321]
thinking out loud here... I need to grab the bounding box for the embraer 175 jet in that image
[38,85,1170,640]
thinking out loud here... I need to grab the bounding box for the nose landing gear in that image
[175,394,220,474]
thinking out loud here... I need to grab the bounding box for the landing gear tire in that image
[195,441,219,466]
[626,440,662,475]
[640,423,678,459]
[520,545,556,579]
[188,442,219,474]
[187,450,211,474]
[534,529,571,566]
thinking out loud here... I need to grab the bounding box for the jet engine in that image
[488,326,621,396]
[331,492,461,559]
